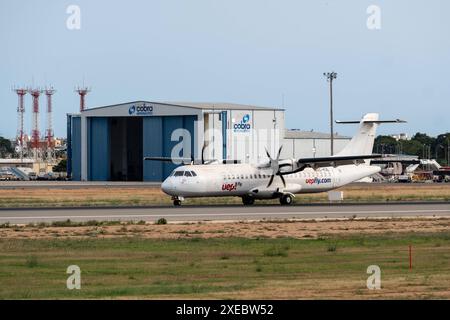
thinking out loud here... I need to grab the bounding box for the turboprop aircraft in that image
[145,113,405,206]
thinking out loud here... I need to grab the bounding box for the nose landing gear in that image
[171,196,184,206]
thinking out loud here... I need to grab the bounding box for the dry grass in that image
[0,183,449,208]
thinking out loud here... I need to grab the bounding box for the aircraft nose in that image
[161,178,173,194]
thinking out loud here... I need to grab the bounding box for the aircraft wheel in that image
[173,200,182,206]
[242,196,255,205]
[280,194,293,205]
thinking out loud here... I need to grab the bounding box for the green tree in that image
[374,132,450,164]
[436,133,450,165]
[0,137,14,157]
[373,135,397,154]
[411,132,434,146]
[53,159,67,172]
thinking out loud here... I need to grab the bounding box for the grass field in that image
[0,183,449,207]
[1,231,449,299]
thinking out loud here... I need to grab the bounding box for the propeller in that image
[260,146,291,188]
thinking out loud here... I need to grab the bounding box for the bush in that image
[25,256,38,268]
[327,244,337,252]
[155,218,167,225]
[263,246,288,257]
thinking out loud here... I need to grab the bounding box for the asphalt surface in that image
[0,181,161,189]
[0,203,449,224]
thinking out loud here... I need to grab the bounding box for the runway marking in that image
[0,209,449,221]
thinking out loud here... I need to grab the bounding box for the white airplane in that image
[145,113,405,206]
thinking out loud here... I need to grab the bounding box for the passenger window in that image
[174,171,184,177]
[184,171,192,177]
[190,171,197,176]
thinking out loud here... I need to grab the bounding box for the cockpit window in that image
[190,171,197,176]
[174,171,184,177]
[184,171,192,177]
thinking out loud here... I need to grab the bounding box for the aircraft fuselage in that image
[161,163,381,199]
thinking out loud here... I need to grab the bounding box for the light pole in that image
[324,71,337,156]
[436,144,442,161]
[444,136,450,167]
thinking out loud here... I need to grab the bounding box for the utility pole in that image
[447,135,450,166]
[323,72,337,156]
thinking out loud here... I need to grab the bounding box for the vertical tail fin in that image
[336,113,380,156]
[335,114,406,156]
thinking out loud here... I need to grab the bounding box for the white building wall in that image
[203,112,223,161]
[227,110,284,164]
[180,108,285,164]
[281,138,351,159]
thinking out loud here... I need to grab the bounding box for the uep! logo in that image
[233,114,251,132]
[129,103,153,116]
[222,182,241,191]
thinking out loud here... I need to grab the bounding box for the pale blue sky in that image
[1,0,449,138]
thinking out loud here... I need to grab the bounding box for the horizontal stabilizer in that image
[335,119,406,124]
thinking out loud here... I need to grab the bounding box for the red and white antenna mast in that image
[13,87,27,160]
[45,87,56,160]
[75,86,91,112]
[28,87,43,159]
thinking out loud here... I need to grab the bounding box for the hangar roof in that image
[86,101,283,112]
[285,129,351,140]
[168,102,283,111]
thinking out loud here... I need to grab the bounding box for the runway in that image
[0,203,449,224]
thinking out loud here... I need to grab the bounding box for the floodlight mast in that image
[323,71,337,156]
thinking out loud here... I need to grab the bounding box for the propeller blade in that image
[267,174,274,188]
[280,174,286,187]
[277,145,283,159]
[265,147,271,159]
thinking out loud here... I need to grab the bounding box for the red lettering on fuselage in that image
[222,183,237,191]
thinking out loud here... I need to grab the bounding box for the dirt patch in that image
[1,217,449,240]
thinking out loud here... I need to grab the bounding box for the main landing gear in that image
[241,194,294,205]
[279,193,294,205]
[242,195,255,205]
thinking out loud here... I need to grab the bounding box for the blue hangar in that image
[67,101,285,182]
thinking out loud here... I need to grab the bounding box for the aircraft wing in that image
[144,157,241,165]
[144,156,193,163]
[280,154,383,174]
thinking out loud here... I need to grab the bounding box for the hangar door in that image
[109,117,143,181]
[70,116,81,181]
[143,115,196,181]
